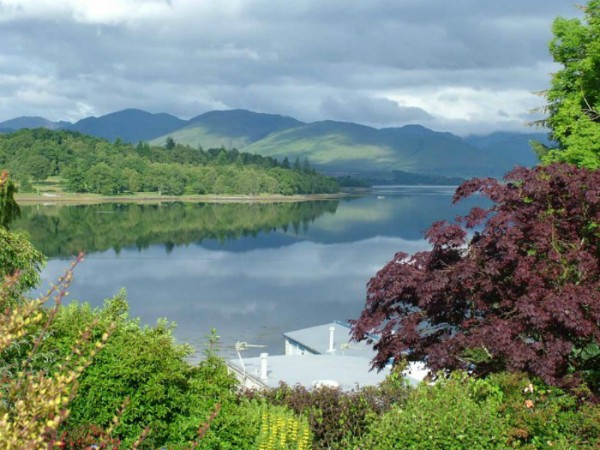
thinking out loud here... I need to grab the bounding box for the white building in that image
[283,321,377,358]
[227,353,392,391]
[227,321,428,390]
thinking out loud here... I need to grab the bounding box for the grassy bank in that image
[15,176,353,204]
[15,191,353,205]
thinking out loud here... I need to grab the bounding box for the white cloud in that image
[0,0,172,24]
[382,85,546,135]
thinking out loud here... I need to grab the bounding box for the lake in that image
[15,186,484,359]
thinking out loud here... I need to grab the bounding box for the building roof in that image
[282,321,430,385]
[283,321,377,359]
[227,354,410,391]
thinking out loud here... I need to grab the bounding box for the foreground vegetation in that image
[2,281,599,448]
[1,161,599,448]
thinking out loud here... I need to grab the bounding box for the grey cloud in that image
[0,0,584,133]
[320,95,432,127]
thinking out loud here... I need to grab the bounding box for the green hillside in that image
[244,121,395,169]
[151,111,539,178]
[150,125,250,149]
[244,121,500,178]
[150,109,303,148]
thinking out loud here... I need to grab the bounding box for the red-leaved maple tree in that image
[351,163,600,394]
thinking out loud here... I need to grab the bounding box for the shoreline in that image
[15,191,358,205]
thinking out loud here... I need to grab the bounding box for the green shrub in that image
[41,292,235,448]
[362,373,508,449]
[0,227,45,305]
[252,371,412,450]
[361,372,600,449]
[195,399,263,450]
[489,372,600,449]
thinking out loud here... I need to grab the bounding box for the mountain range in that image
[0,108,548,179]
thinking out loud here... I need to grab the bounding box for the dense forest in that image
[0,128,339,195]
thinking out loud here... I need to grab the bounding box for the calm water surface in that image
[15,187,483,359]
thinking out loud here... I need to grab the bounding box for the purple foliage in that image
[351,164,600,393]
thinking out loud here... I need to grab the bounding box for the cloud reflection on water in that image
[39,235,428,358]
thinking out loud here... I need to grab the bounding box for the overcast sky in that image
[0,0,582,135]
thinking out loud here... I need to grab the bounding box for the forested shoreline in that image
[0,128,339,196]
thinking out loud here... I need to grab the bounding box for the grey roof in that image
[227,354,405,391]
[283,321,377,359]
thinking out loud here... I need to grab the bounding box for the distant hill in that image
[465,131,550,149]
[0,108,542,179]
[67,108,186,143]
[152,112,540,178]
[465,131,551,169]
[242,120,525,178]
[0,116,69,130]
[150,109,304,149]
